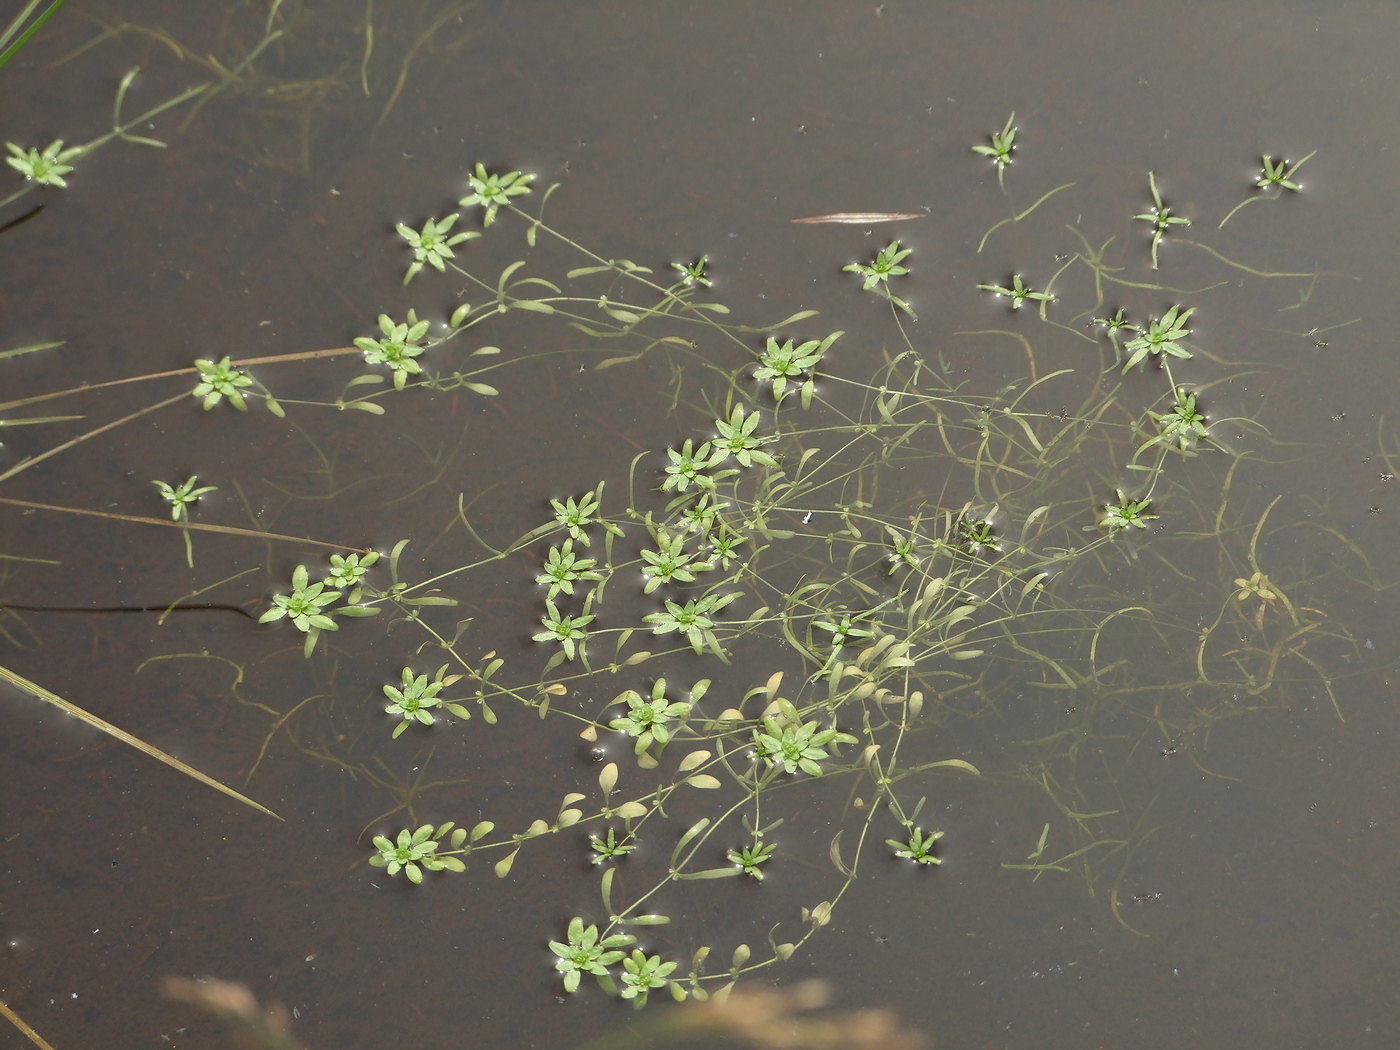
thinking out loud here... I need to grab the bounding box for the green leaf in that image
[494,848,519,878]
[601,866,615,913]
[673,818,710,863]
[677,750,710,772]
[928,758,981,775]
[598,762,619,793]
[0,340,63,359]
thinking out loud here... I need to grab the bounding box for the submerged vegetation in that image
[0,9,1378,1029]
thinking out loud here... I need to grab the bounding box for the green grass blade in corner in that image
[0,0,69,72]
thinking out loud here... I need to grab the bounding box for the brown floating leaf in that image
[792,212,926,224]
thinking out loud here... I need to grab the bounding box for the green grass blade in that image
[0,341,63,359]
[0,0,67,71]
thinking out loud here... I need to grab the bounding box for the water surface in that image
[2,4,1399,1050]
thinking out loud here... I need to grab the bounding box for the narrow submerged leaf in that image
[599,302,640,324]
[829,830,852,875]
[595,354,643,371]
[674,817,711,858]
[929,758,981,775]
[767,309,821,327]
[601,865,615,913]
[1020,572,1049,599]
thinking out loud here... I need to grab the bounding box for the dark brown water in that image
[3,3,1400,1049]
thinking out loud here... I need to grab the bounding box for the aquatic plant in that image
[153,475,218,567]
[887,828,943,865]
[4,138,80,186]
[1,68,1374,1011]
[396,213,477,284]
[971,111,1017,189]
[1134,170,1191,269]
[292,153,1357,993]
[1121,304,1194,372]
[844,240,915,316]
[977,273,1057,311]
[191,356,254,411]
[458,162,534,226]
[1219,150,1316,227]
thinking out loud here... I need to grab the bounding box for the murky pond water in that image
[3,4,1400,1049]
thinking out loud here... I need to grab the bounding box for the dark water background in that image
[3,3,1400,1049]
